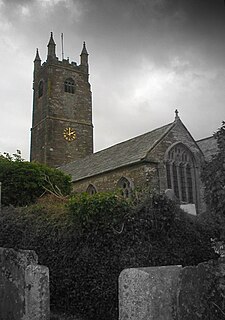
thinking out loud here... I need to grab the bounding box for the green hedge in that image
[201,121,225,240]
[0,192,218,320]
[0,154,72,206]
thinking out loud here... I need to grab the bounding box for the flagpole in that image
[61,33,64,60]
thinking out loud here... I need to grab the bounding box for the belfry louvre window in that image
[64,78,75,94]
[166,144,196,204]
[38,80,43,98]
[117,177,133,198]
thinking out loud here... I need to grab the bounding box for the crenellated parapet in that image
[30,32,93,168]
[34,32,89,79]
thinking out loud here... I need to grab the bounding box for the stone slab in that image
[25,264,50,320]
[0,247,50,320]
[180,204,196,216]
[119,265,182,320]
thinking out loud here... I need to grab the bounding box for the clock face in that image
[63,127,76,141]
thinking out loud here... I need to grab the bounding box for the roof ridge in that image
[176,119,205,156]
[60,121,174,171]
[142,121,175,159]
[197,135,215,142]
[59,120,177,182]
[94,121,174,154]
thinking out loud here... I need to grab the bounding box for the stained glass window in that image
[166,144,195,204]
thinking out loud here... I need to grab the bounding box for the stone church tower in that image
[30,32,93,167]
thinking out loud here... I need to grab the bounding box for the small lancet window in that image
[64,78,75,94]
[86,184,97,195]
[38,80,43,98]
[117,177,133,198]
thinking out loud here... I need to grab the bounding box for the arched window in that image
[64,78,75,94]
[117,177,134,198]
[165,144,196,204]
[86,184,97,195]
[38,80,43,98]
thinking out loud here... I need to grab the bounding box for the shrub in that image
[0,153,72,206]
[67,192,130,231]
[0,192,218,320]
[201,121,225,239]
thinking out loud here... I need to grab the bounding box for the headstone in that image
[180,203,196,216]
[119,265,182,320]
[0,247,50,320]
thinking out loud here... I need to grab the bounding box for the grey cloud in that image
[1,0,225,158]
[2,0,224,72]
[1,0,35,4]
[66,0,225,69]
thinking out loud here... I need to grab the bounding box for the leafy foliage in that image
[201,121,225,238]
[0,152,72,206]
[67,192,130,231]
[0,192,217,320]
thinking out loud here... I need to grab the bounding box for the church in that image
[30,33,217,214]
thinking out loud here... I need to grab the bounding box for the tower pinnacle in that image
[31,34,93,167]
[34,48,41,73]
[81,41,88,55]
[34,48,41,62]
[47,32,56,60]
[80,41,88,66]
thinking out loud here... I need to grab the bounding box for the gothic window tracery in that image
[86,184,97,195]
[117,177,133,198]
[165,144,196,204]
[64,78,75,94]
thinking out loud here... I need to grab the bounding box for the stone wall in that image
[0,247,50,320]
[31,42,93,168]
[119,259,225,320]
[72,162,159,194]
[147,120,205,213]
[72,119,206,213]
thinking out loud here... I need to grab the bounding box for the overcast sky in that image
[0,0,225,160]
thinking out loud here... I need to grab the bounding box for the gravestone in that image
[0,247,50,320]
[119,265,182,320]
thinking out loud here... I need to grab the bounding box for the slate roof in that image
[60,121,175,182]
[197,136,218,161]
